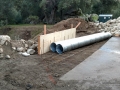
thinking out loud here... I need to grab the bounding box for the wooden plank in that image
[40,35,43,54]
[40,33,54,54]
[54,31,62,42]
[42,39,45,53]
[75,22,81,29]
[38,36,40,54]
[114,32,120,37]
[71,24,73,28]
[44,25,46,35]
[43,33,54,54]
[61,30,65,40]
[38,28,76,54]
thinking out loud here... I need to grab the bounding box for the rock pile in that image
[0,35,12,59]
[94,17,120,36]
[0,36,38,59]
[11,39,38,57]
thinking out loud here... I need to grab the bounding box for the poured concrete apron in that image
[60,37,120,90]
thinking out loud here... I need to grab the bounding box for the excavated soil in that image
[0,18,108,90]
[48,18,98,33]
[34,18,99,40]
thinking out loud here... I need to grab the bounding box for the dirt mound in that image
[49,18,88,32]
[49,18,99,34]
[34,18,99,40]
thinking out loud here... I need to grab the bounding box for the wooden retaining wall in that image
[38,28,76,54]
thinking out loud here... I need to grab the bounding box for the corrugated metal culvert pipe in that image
[50,32,112,54]
[50,41,63,52]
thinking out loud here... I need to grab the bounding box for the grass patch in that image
[0,24,53,40]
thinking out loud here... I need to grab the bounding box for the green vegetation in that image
[0,0,120,25]
[24,15,39,24]
[90,14,99,22]
[0,24,53,39]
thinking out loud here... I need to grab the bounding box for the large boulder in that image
[0,35,11,45]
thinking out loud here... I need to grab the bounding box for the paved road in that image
[60,37,120,90]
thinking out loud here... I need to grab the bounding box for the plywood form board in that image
[54,31,62,42]
[38,28,76,54]
[39,33,54,54]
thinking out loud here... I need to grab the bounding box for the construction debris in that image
[94,16,120,36]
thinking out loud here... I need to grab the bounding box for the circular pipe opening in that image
[56,44,63,54]
[50,43,57,52]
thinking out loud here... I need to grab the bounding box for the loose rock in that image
[17,47,25,52]
[0,48,3,54]
[27,49,35,55]
[22,52,30,57]
[29,44,38,49]
[5,55,11,59]
[94,16,120,36]
[0,35,11,45]
[0,54,4,59]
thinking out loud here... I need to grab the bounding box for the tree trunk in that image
[44,12,49,24]
[49,9,55,24]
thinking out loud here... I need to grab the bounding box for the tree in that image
[0,0,120,25]
[0,0,15,24]
[57,0,100,18]
[93,0,119,14]
[40,0,58,24]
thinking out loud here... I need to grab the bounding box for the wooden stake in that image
[54,37,55,42]
[38,36,40,55]
[71,24,73,28]
[44,25,46,35]
[43,39,44,54]
[75,22,81,29]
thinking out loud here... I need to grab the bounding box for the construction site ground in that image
[61,37,120,90]
[0,18,108,90]
[0,38,107,90]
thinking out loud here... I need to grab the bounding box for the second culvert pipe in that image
[50,32,112,54]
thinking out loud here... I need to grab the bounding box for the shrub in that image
[0,20,8,27]
[89,14,99,22]
[15,11,22,24]
[25,15,39,24]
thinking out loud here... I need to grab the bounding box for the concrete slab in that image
[100,37,120,53]
[60,37,120,90]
